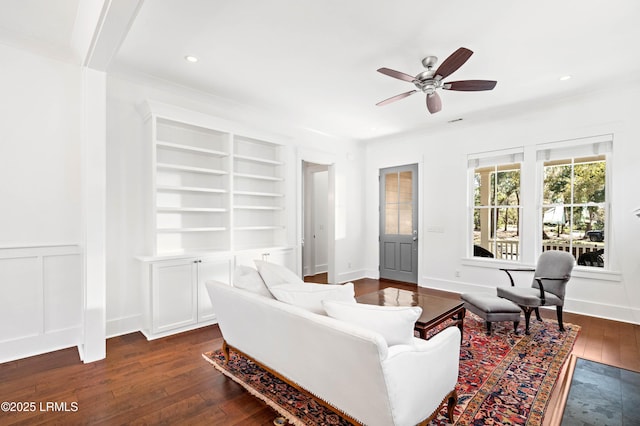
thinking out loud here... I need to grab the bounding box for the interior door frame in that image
[296,150,336,283]
[302,162,329,277]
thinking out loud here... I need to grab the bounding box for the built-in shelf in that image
[157,227,227,233]
[157,207,227,213]
[234,226,284,231]
[234,172,283,181]
[234,154,283,165]
[234,190,284,197]
[233,206,283,210]
[156,141,229,157]
[157,185,227,194]
[157,163,228,175]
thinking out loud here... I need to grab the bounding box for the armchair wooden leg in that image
[513,320,520,334]
[523,308,532,335]
[534,307,542,321]
[556,306,565,332]
[447,389,458,423]
[222,340,230,365]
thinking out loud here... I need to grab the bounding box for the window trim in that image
[464,135,621,280]
[467,148,524,261]
[535,135,613,271]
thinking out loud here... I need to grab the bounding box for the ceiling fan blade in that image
[434,47,473,80]
[376,90,418,106]
[377,67,416,83]
[426,92,442,114]
[443,80,497,91]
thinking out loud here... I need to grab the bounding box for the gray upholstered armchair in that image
[497,250,574,334]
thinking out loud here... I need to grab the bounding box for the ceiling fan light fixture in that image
[376,47,496,114]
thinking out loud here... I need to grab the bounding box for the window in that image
[467,136,612,271]
[541,155,607,267]
[538,136,611,268]
[469,151,523,261]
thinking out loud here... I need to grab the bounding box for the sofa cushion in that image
[270,282,355,314]
[233,265,273,298]
[323,300,422,346]
[254,260,305,288]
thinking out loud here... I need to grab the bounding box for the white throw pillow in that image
[233,265,274,298]
[322,300,422,346]
[270,282,355,315]
[254,260,305,288]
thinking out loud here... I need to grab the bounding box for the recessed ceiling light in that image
[184,55,199,63]
[559,75,572,81]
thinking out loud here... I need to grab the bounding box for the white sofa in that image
[205,265,460,426]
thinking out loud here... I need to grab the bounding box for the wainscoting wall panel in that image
[0,245,83,363]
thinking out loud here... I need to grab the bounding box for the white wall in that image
[365,82,640,324]
[0,44,84,361]
[105,74,366,336]
[0,44,82,245]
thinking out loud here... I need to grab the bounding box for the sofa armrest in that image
[381,326,461,425]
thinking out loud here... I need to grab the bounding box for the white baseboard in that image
[106,314,142,339]
[564,298,640,325]
[337,269,367,284]
[0,327,82,364]
[420,276,640,325]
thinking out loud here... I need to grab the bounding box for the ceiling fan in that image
[376,47,497,114]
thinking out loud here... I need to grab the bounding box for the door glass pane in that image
[399,203,412,235]
[385,173,398,203]
[398,171,413,234]
[385,205,398,234]
[399,171,412,202]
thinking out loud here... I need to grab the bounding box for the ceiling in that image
[2,0,640,141]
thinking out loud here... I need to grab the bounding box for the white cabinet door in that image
[196,257,231,322]
[264,248,296,271]
[151,259,198,333]
[234,247,296,272]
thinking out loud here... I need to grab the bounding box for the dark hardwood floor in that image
[1,278,638,425]
[303,272,328,283]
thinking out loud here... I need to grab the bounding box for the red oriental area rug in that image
[203,312,579,425]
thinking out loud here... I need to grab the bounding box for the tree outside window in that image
[542,155,606,267]
[473,163,521,260]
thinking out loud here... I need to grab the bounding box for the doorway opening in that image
[302,161,330,282]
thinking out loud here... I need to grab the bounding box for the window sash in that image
[538,141,610,269]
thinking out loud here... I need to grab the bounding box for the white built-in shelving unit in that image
[233,135,286,250]
[137,101,294,339]
[142,104,290,256]
[153,117,231,255]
